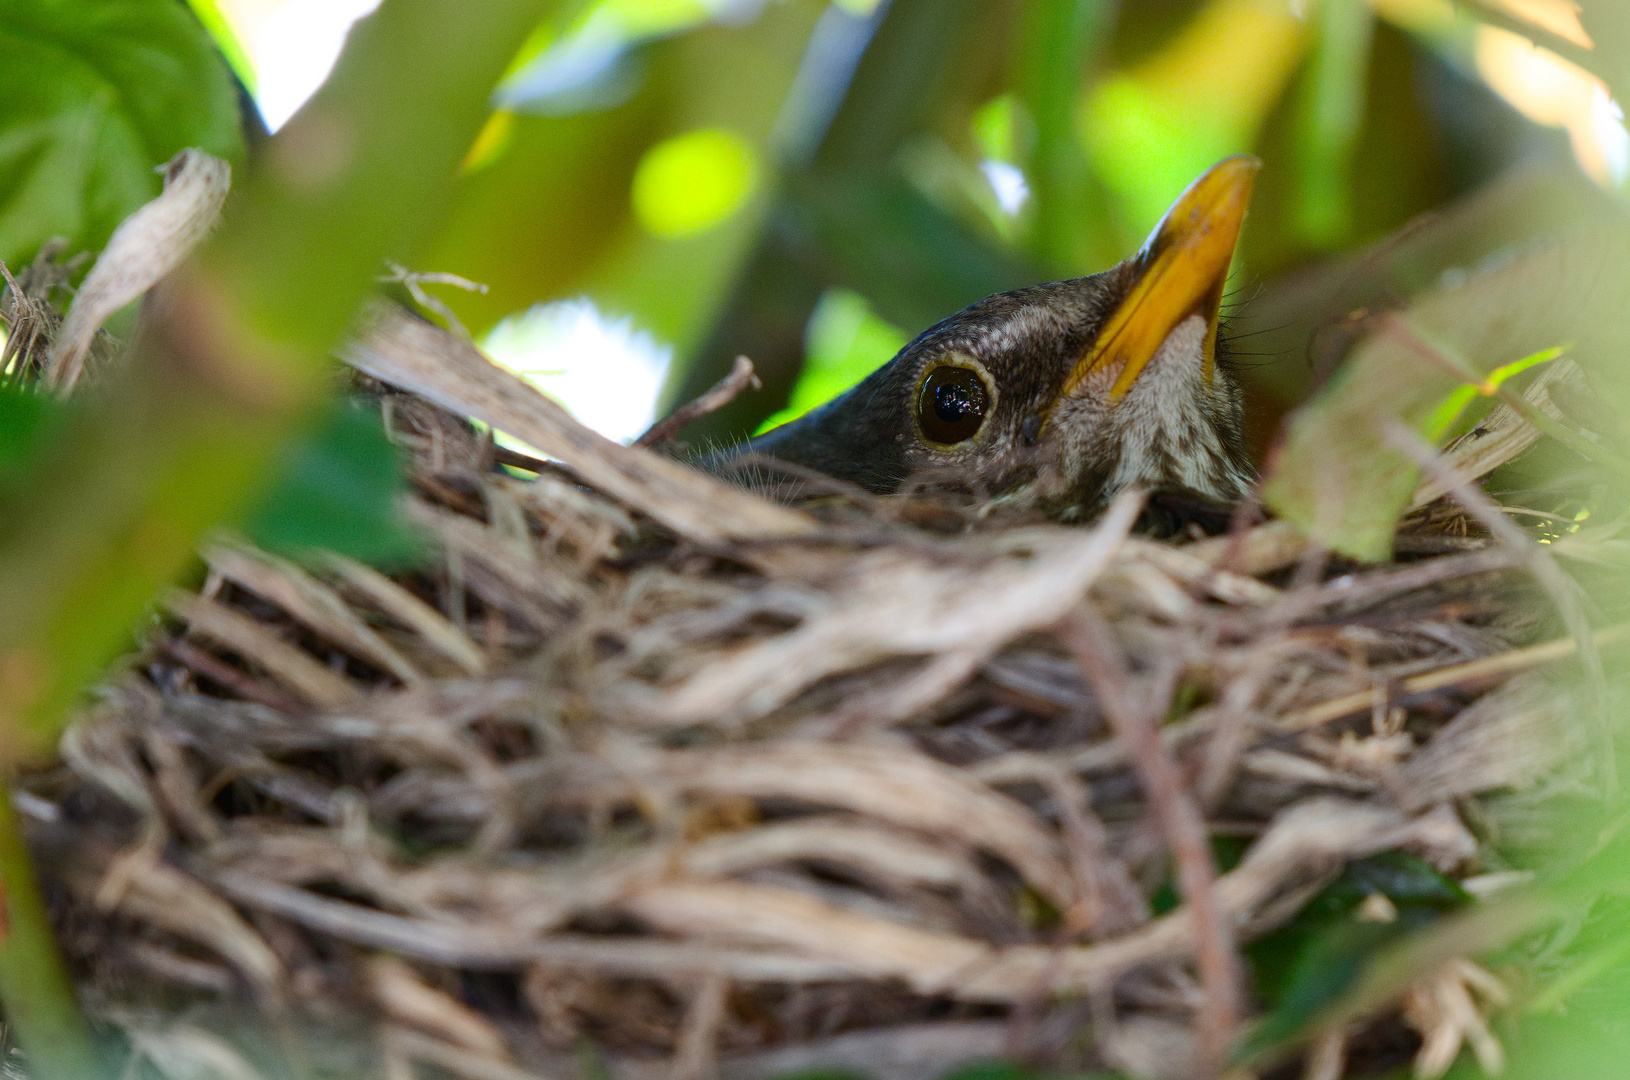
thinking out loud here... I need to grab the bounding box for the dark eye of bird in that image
[917,364,991,445]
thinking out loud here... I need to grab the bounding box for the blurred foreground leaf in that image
[0,3,560,1073]
[242,400,421,566]
[0,0,244,268]
[1263,221,1630,560]
[181,0,258,93]
[0,386,64,490]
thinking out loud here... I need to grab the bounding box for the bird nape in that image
[706,155,1261,527]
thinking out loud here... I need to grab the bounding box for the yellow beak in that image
[1061,155,1259,402]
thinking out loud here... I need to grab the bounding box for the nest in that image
[13,292,1601,1080]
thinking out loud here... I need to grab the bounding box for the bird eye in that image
[916,364,991,446]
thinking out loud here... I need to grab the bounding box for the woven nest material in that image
[16,299,1600,1080]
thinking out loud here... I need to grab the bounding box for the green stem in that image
[0,789,103,1080]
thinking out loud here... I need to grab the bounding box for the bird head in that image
[741,156,1260,521]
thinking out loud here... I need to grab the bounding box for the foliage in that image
[1,387,414,565]
[240,399,422,565]
[2,0,1630,1078]
[1245,853,1472,1053]
[0,385,64,492]
[0,1,564,1076]
[411,0,1513,442]
[0,0,244,270]
[1263,226,1630,559]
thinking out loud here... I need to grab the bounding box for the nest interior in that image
[14,300,1608,1080]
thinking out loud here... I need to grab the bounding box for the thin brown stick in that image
[1250,547,1517,630]
[1277,622,1630,732]
[156,638,306,714]
[1060,610,1243,1075]
[162,590,360,708]
[1303,1024,1347,1080]
[491,445,550,473]
[636,355,761,449]
[1199,641,1303,808]
[1035,766,1146,938]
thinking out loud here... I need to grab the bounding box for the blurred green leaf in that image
[669,0,1030,441]
[1528,896,1630,1014]
[1232,162,1613,443]
[0,385,64,491]
[631,127,761,239]
[180,0,257,94]
[1015,0,1118,273]
[421,102,661,334]
[972,94,1025,164]
[1578,1,1630,103]
[0,0,244,268]
[426,2,824,349]
[1263,221,1630,560]
[582,4,824,345]
[788,169,1039,337]
[242,400,422,566]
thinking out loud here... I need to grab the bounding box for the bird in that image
[712,156,1260,525]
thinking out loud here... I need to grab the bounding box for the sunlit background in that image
[198,0,1630,446]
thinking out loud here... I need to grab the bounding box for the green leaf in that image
[1013,0,1118,274]
[241,400,423,566]
[0,385,65,491]
[1079,0,1308,237]
[1420,344,1566,443]
[1243,853,1470,1056]
[0,0,244,269]
[180,0,257,94]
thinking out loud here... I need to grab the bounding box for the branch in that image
[636,355,761,449]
